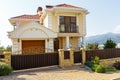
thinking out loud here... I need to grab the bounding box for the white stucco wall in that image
[43,8,88,36]
[8,22,57,39]
[44,14,49,28]
[8,22,57,54]
[44,13,53,30]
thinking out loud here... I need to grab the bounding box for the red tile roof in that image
[10,4,81,20]
[46,4,80,9]
[10,14,40,20]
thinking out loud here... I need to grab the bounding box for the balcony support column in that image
[81,36,86,48]
[66,36,70,50]
[78,36,86,48]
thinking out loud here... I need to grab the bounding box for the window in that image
[59,16,77,33]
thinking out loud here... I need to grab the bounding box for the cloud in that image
[113,25,120,33]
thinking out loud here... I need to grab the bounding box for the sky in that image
[0,0,120,47]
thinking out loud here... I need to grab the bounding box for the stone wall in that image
[100,57,120,67]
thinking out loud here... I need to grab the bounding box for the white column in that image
[78,37,82,48]
[49,38,54,52]
[82,36,86,48]
[66,36,70,49]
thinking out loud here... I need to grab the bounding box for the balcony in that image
[59,25,78,33]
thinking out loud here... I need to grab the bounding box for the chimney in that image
[37,7,42,16]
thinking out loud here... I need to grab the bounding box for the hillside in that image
[86,33,120,44]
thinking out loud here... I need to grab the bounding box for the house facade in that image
[8,4,89,54]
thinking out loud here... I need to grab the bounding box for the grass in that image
[105,67,117,72]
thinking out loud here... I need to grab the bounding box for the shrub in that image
[0,62,12,76]
[85,61,93,68]
[91,64,99,71]
[86,43,99,50]
[91,56,100,65]
[95,65,106,73]
[85,56,116,73]
[113,61,120,70]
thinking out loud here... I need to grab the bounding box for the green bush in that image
[91,56,100,65]
[0,62,12,76]
[85,56,100,71]
[95,65,106,73]
[86,43,99,50]
[85,56,117,73]
[85,61,93,68]
[91,64,99,71]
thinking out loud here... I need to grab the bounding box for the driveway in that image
[0,64,120,80]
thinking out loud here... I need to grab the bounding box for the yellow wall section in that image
[59,37,79,49]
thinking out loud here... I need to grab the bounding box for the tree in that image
[104,39,116,49]
[0,46,4,50]
[0,46,5,54]
[5,45,12,51]
[0,45,12,54]
[86,43,99,50]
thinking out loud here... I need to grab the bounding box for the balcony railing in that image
[59,25,78,33]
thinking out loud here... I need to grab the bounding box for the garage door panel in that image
[22,40,45,54]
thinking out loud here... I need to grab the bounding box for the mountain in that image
[86,32,120,44]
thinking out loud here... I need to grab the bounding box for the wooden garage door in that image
[22,40,45,54]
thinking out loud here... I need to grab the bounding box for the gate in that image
[74,51,82,63]
[11,50,82,70]
[11,53,59,70]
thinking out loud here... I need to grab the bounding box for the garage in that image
[22,40,45,54]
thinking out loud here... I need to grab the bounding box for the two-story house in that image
[8,4,89,54]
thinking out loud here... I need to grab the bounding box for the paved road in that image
[0,65,120,80]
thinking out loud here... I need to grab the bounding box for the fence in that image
[3,48,120,70]
[11,51,82,70]
[11,52,59,70]
[86,48,120,60]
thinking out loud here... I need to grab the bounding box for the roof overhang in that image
[9,18,39,26]
[8,22,57,39]
[45,7,89,14]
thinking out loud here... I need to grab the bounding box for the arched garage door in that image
[22,40,45,54]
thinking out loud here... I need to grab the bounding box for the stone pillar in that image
[58,49,64,67]
[58,49,74,68]
[66,36,70,49]
[81,48,86,64]
[69,49,74,65]
[3,51,11,66]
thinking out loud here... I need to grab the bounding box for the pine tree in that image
[104,39,116,49]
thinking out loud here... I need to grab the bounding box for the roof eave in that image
[46,7,89,14]
[9,18,39,26]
